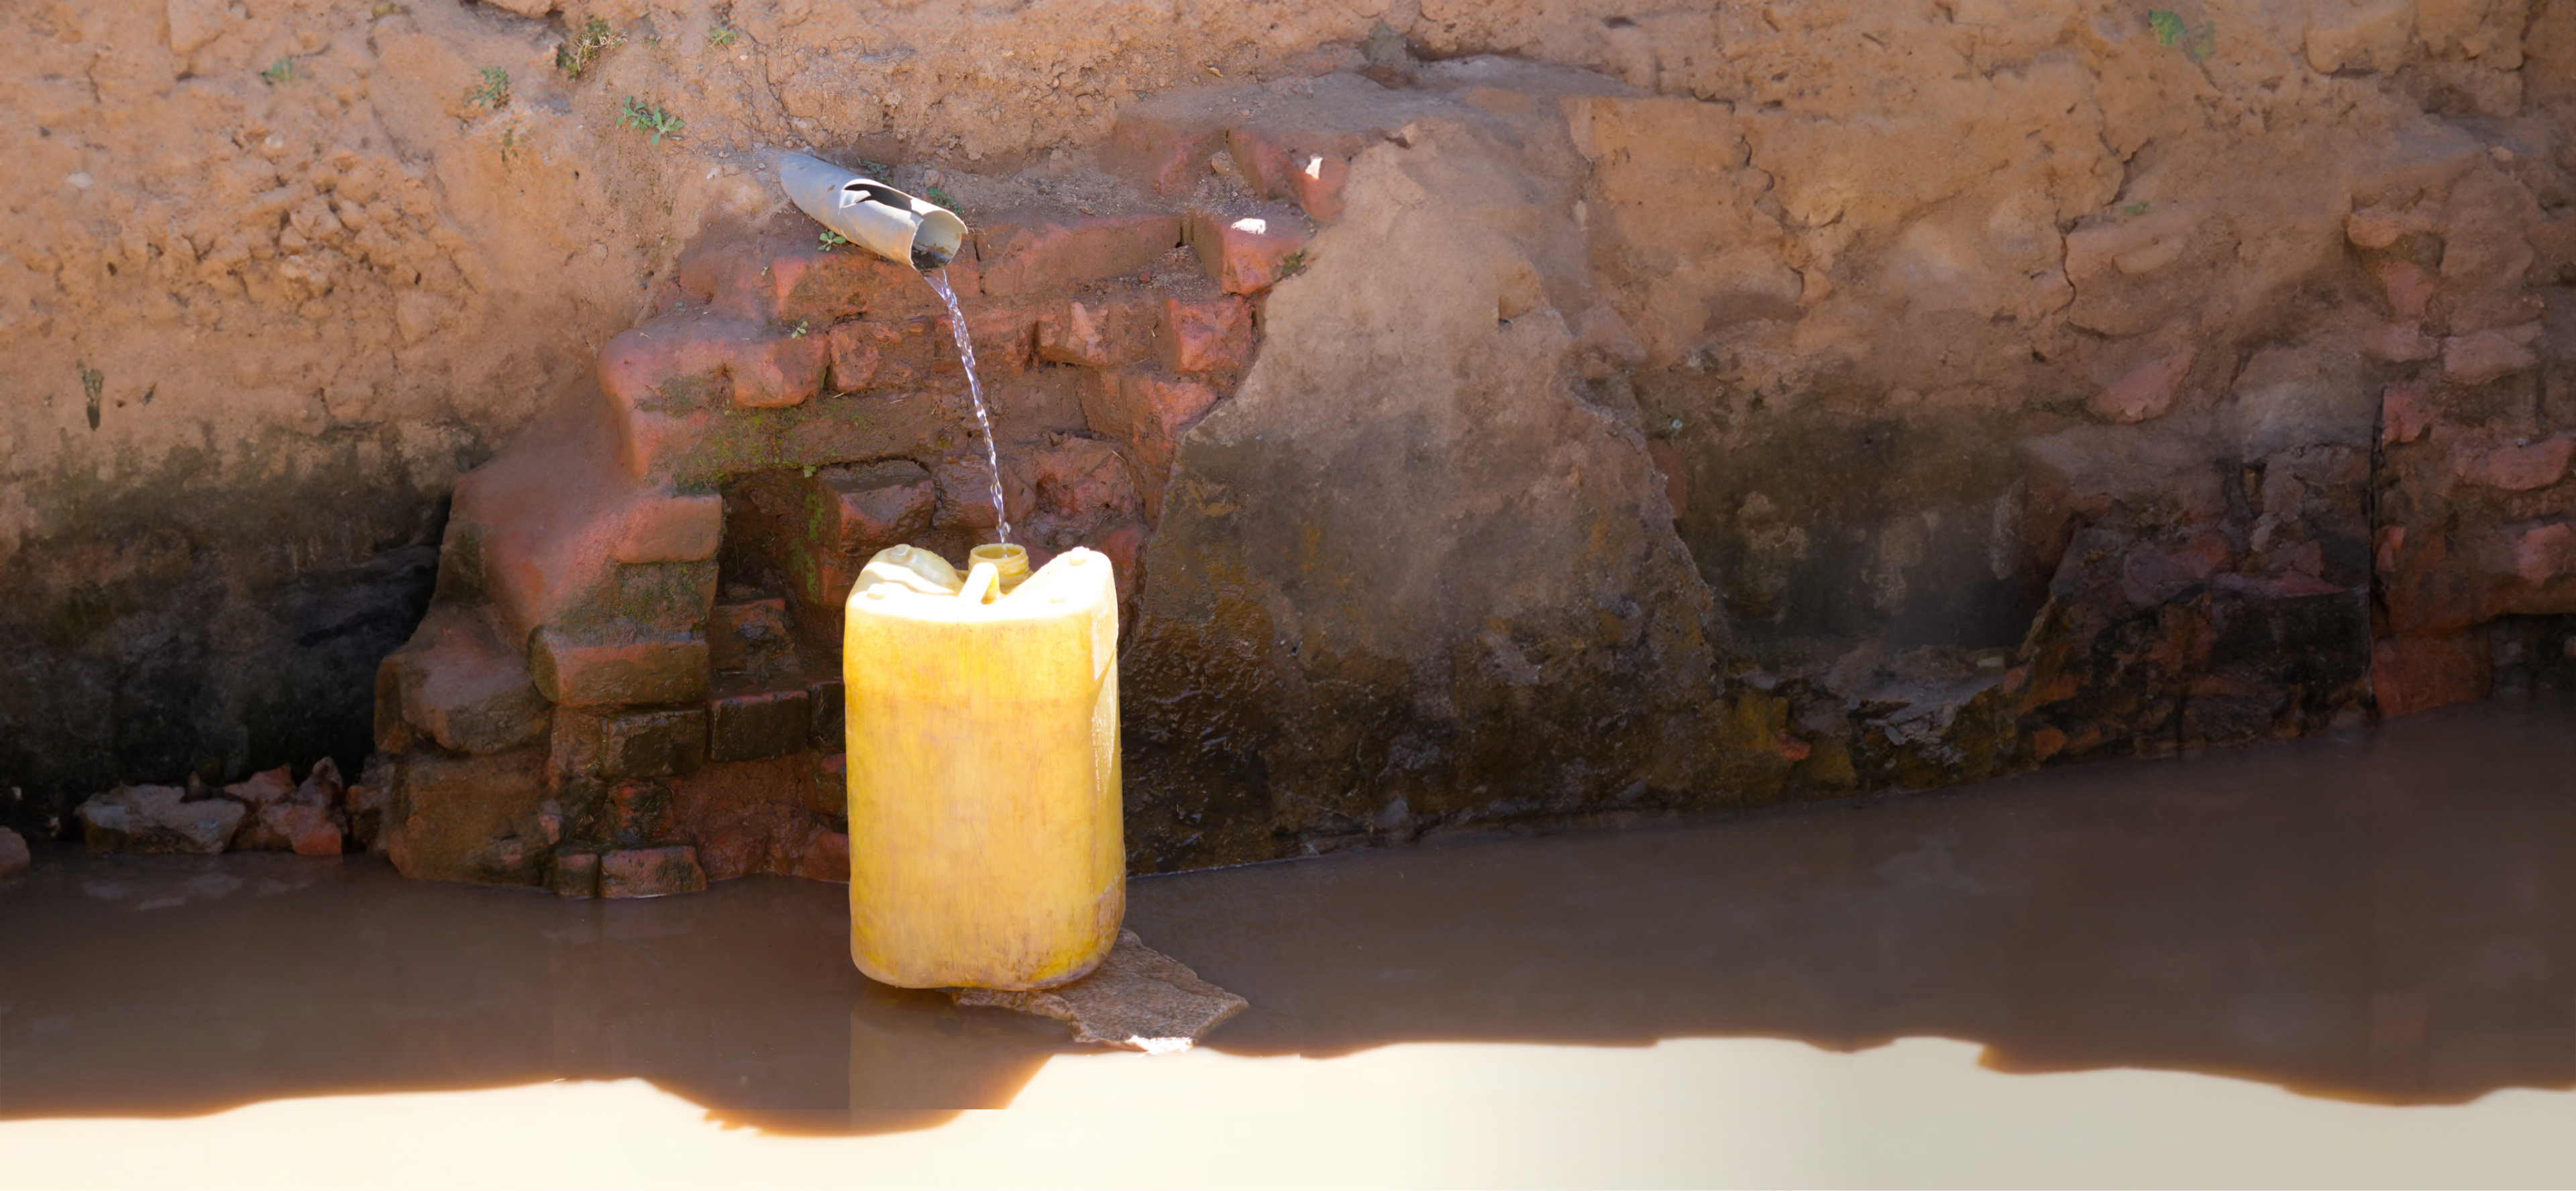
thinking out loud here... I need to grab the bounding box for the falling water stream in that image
[926,268,1010,545]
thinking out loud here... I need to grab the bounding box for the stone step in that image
[375,604,549,756]
[441,396,723,652]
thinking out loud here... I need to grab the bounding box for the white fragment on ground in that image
[74,786,244,854]
[951,929,1247,1053]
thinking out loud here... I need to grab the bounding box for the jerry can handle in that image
[957,560,1002,605]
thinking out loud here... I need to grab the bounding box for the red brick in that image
[669,242,774,320]
[1161,295,1254,374]
[2455,437,2573,491]
[2514,522,2576,585]
[599,313,828,414]
[2373,258,2435,323]
[613,493,722,564]
[1026,437,1144,525]
[973,211,1183,297]
[665,756,817,880]
[1227,124,1371,204]
[708,686,811,764]
[962,302,1039,376]
[2381,382,2434,446]
[806,749,847,815]
[378,606,551,756]
[2088,348,2192,425]
[2445,327,2542,385]
[1293,153,1350,223]
[792,829,849,884]
[600,845,708,898]
[1036,297,1159,368]
[1083,372,1221,515]
[1221,125,1360,220]
[529,629,710,707]
[605,780,671,845]
[768,242,943,325]
[1187,208,1313,296]
[599,707,709,778]
[1095,519,1150,600]
[382,748,551,886]
[813,464,936,555]
[224,766,295,807]
[709,595,792,674]
[824,317,951,392]
[2373,633,2491,718]
[727,331,830,409]
[549,848,602,897]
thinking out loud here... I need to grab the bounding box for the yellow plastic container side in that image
[842,542,1123,990]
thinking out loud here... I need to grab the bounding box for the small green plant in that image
[858,159,891,178]
[616,97,685,145]
[466,66,511,110]
[260,56,299,86]
[499,125,519,164]
[2147,9,2216,60]
[370,1,409,17]
[922,184,959,211]
[790,319,811,338]
[2121,201,2152,217]
[557,16,623,79]
[818,229,849,252]
[708,25,739,48]
[1279,248,1309,278]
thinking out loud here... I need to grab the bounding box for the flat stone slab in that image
[951,930,1246,1054]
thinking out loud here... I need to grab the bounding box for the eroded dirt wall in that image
[6,0,2575,859]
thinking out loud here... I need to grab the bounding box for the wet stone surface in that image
[951,931,1248,1053]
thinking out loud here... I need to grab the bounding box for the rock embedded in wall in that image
[1122,94,1737,869]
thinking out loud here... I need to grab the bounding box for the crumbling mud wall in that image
[6,0,2574,880]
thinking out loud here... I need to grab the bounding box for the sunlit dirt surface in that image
[6,698,2576,1186]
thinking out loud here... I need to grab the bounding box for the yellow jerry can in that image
[842,542,1124,990]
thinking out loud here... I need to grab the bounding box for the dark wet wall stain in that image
[0,424,474,834]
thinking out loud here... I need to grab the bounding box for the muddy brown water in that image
[3,698,2571,1136]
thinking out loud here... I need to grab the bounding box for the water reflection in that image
[1,699,2570,1133]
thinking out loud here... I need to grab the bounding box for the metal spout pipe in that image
[776,151,967,271]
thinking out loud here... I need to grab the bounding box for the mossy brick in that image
[377,605,550,756]
[808,675,845,752]
[529,629,710,707]
[548,846,603,897]
[600,845,708,898]
[709,686,812,764]
[605,778,673,845]
[382,747,551,887]
[806,750,847,819]
[710,594,794,675]
[599,707,708,778]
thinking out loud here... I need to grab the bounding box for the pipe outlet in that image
[776,151,968,271]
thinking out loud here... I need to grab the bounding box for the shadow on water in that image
[3,698,2573,1135]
